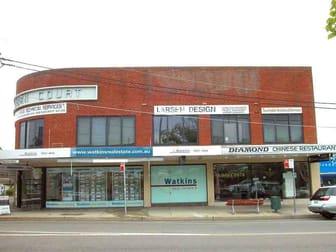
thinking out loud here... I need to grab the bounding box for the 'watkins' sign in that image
[222,144,336,155]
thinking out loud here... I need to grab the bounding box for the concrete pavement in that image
[0,198,318,221]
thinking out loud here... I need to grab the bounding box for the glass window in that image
[77,117,91,146]
[77,116,135,146]
[91,117,106,146]
[213,162,309,201]
[46,166,144,208]
[19,122,26,149]
[122,117,135,145]
[153,115,198,145]
[263,114,303,143]
[107,117,121,145]
[289,114,304,142]
[19,119,44,149]
[211,115,250,144]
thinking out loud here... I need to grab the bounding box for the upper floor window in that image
[77,116,135,146]
[211,115,250,144]
[153,115,198,145]
[19,119,44,149]
[263,114,303,143]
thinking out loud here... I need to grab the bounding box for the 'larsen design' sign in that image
[14,85,98,110]
[154,105,249,115]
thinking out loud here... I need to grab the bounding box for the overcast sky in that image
[0,0,335,149]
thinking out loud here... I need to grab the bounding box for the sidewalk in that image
[0,199,317,221]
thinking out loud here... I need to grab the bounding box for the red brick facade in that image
[15,67,317,148]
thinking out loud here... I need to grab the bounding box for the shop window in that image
[211,115,250,144]
[153,115,198,145]
[263,114,303,143]
[213,162,309,201]
[46,166,144,208]
[21,169,42,208]
[19,119,44,149]
[77,116,135,146]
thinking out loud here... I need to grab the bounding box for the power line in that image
[2,56,336,110]
[1,56,334,130]
[0,57,51,70]
[0,62,43,72]
[68,101,336,130]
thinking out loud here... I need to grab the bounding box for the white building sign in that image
[154,105,249,115]
[222,144,336,155]
[14,85,98,110]
[153,146,221,156]
[153,144,336,157]
[261,107,302,114]
[14,102,67,120]
[0,148,71,160]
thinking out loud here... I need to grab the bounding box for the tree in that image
[326,0,336,39]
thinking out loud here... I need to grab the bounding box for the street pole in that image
[120,162,127,215]
[292,165,296,215]
[124,168,127,215]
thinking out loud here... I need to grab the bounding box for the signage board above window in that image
[14,102,67,121]
[261,107,302,114]
[154,105,249,115]
[14,85,98,110]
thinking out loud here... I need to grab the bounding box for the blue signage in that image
[320,161,336,174]
[71,147,152,158]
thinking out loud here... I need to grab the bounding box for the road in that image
[0,218,336,251]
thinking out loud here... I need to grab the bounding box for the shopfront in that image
[45,166,144,208]
[213,162,310,201]
[2,144,336,209]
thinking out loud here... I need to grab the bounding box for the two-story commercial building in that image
[0,66,334,209]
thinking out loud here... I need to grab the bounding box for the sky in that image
[0,0,335,150]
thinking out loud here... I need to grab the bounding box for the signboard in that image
[221,144,336,156]
[46,200,144,208]
[284,159,294,169]
[154,105,249,115]
[15,102,67,120]
[119,162,125,173]
[309,154,331,163]
[0,196,10,215]
[151,165,207,204]
[153,146,221,156]
[2,144,336,161]
[71,147,152,158]
[320,161,336,174]
[14,85,98,110]
[261,107,302,114]
[153,144,336,157]
[0,148,71,160]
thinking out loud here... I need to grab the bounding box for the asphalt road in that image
[1,218,336,251]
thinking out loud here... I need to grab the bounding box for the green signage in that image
[151,165,207,204]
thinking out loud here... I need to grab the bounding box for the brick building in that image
[1,66,333,209]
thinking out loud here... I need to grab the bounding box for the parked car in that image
[308,185,336,219]
[224,179,280,198]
